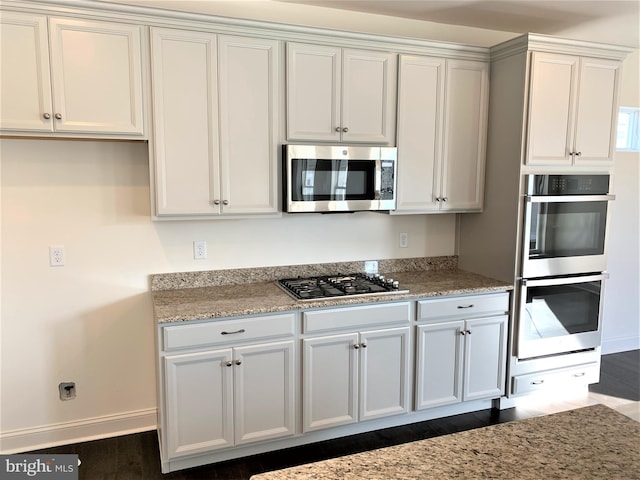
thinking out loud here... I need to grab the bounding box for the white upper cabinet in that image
[395,55,488,213]
[0,12,144,137]
[286,43,397,144]
[217,35,280,215]
[526,52,621,166]
[150,28,219,216]
[150,28,280,217]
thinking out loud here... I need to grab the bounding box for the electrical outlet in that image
[399,232,408,248]
[49,246,65,266]
[193,240,207,260]
[59,382,76,401]
[364,261,378,274]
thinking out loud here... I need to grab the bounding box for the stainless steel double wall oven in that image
[517,174,614,360]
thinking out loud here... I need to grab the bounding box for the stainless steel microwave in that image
[283,144,397,213]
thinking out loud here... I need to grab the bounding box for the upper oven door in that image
[522,175,614,277]
[284,145,386,212]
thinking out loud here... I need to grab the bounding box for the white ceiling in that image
[274,0,640,47]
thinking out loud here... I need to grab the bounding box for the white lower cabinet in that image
[415,294,509,409]
[302,327,410,432]
[157,294,510,472]
[163,340,295,460]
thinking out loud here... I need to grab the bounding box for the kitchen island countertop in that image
[152,263,512,323]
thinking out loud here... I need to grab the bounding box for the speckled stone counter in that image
[250,404,640,480]
[151,257,512,323]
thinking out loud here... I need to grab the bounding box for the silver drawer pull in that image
[531,380,545,385]
[221,329,246,335]
[573,372,585,377]
[457,304,474,309]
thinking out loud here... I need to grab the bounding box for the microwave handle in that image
[526,194,615,203]
[374,159,382,200]
[522,272,609,287]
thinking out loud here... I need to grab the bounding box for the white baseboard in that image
[601,336,640,355]
[0,408,157,454]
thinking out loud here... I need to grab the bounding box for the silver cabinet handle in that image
[442,197,448,202]
[235,360,242,366]
[221,328,245,335]
[353,343,360,349]
[457,304,474,309]
[361,343,367,348]
[459,330,466,336]
[342,127,348,132]
[573,372,585,377]
[55,113,62,120]
[222,200,229,206]
[435,197,441,202]
[531,380,544,385]
[466,329,471,335]
[43,113,51,119]
[335,127,341,132]
[213,200,221,205]
[226,361,233,367]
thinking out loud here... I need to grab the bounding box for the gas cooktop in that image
[277,273,408,301]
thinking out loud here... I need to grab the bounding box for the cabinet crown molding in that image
[491,32,633,62]
[1,0,489,61]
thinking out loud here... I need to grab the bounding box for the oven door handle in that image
[525,194,615,203]
[522,272,609,287]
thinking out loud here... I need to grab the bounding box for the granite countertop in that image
[151,257,512,323]
[249,404,640,480]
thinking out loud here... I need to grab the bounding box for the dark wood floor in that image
[31,349,639,480]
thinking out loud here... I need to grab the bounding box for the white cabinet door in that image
[150,28,219,216]
[416,314,507,409]
[286,42,341,142]
[395,55,444,213]
[573,57,621,165]
[218,35,280,215]
[303,333,358,432]
[526,52,579,166]
[526,52,621,167]
[359,327,410,420]
[164,349,234,459]
[234,341,296,445]
[341,49,397,144]
[395,56,487,214]
[0,12,52,132]
[150,29,280,217]
[286,43,396,144]
[440,59,489,211]
[415,321,464,409]
[48,17,144,135]
[463,315,508,401]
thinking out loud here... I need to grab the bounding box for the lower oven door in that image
[517,273,608,360]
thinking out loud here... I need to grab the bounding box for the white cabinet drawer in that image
[418,292,509,321]
[162,313,296,351]
[512,363,600,395]
[303,302,410,334]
